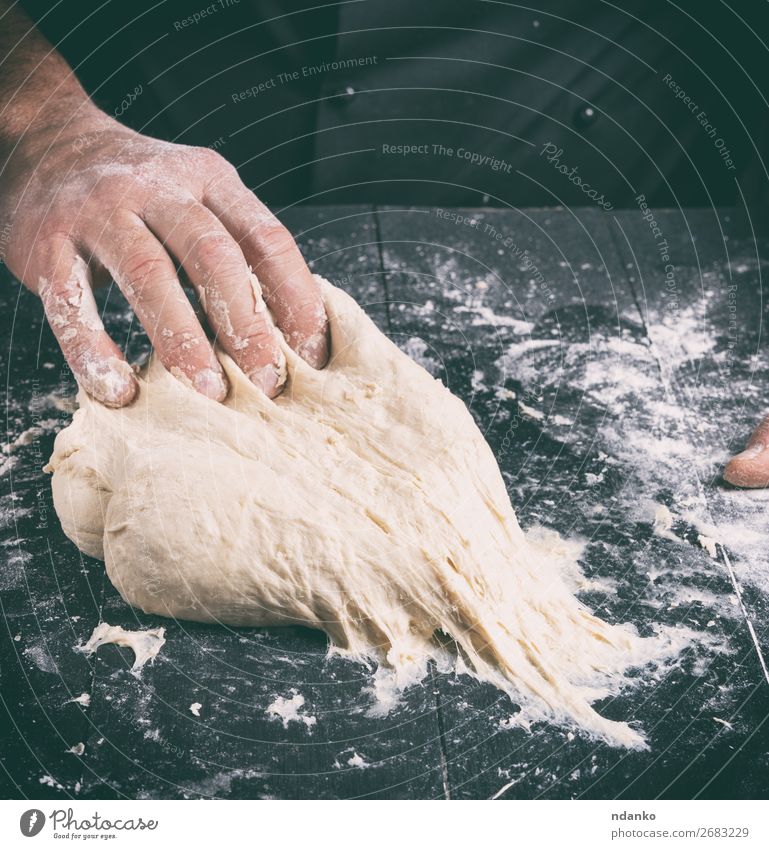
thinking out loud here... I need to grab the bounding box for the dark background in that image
[18,0,769,214]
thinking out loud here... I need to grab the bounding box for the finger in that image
[93,215,227,401]
[36,239,137,407]
[204,175,329,368]
[144,196,286,397]
[724,414,769,488]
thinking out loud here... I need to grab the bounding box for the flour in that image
[453,302,535,333]
[652,504,678,542]
[265,692,317,730]
[170,767,266,799]
[1,420,61,454]
[23,641,57,674]
[495,288,769,616]
[698,534,719,559]
[518,400,545,421]
[1,417,63,479]
[398,337,440,376]
[332,749,371,769]
[0,454,19,477]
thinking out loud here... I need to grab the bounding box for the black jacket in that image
[22,0,769,211]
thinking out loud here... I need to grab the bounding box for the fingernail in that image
[248,352,287,398]
[83,359,137,408]
[297,328,330,369]
[193,367,228,402]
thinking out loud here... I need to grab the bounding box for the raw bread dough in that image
[77,622,166,672]
[47,278,674,747]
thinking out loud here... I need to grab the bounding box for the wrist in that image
[0,94,115,169]
[0,0,112,167]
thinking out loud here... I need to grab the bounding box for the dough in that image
[77,622,166,672]
[47,278,675,747]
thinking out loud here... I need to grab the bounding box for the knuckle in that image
[193,231,239,266]
[67,333,98,368]
[192,239,246,289]
[121,251,168,292]
[232,314,276,350]
[239,325,280,352]
[253,221,297,258]
[33,234,69,270]
[195,146,234,174]
[245,320,275,345]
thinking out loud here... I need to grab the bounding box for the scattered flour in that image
[265,691,317,730]
[1,419,61,455]
[39,775,64,791]
[453,302,535,333]
[398,337,441,376]
[518,400,544,421]
[698,534,719,559]
[23,641,57,674]
[333,749,372,770]
[494,287,769,640]
[652,504,678,542]
[346,752,369,769]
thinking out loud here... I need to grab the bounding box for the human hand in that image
[0,110,328,406]
[724,414,769,488]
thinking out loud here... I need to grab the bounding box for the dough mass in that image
[48,278,675,747]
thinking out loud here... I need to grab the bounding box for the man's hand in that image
[1,113,329,406]
[724,415,769,488]
[0,1,327,406]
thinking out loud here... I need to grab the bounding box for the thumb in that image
[723,414,769,488]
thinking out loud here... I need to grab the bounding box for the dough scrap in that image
[48,278,678,747]
[77,622,166,673]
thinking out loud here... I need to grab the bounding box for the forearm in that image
[0,1,103,160]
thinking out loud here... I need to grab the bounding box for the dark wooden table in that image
[2,205,768,800]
